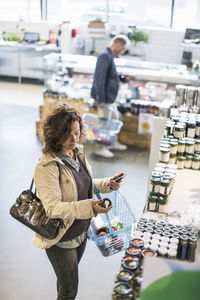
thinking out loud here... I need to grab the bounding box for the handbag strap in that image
[93,183,101,200]
[30,162,61,192]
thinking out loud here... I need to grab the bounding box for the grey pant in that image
[45,239,87,300]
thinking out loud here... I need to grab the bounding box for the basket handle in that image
[93,184,113,235]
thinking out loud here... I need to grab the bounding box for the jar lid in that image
[177,155,186,161]
[186,140,195,145]
[158,246,168,255]
[118,269,134,282]
[152,171,162,178]
[130,238,144,248]
[161,179,171,186]
[142,249,157,258]
[160,144,170,149]
[122,258,139,271]
[189,236,198,243]
[126,247,141,256]
[192,156,199,161]
[170,237,179,244]
[178,139,186,145]
[162,231,171,237]
[169,154,177,158]
[154,166,165,173]
[195,139,200,144]
[160,147,170,152]
[152,233,161,240]
[186,155,193,160]
[174,124,184,129]
[157,220,166,226]
[148,194,158,202]
[158,196,167,204]
[180,234,189,241]
[114,282,133,296]
[162,174,172,181]
[156,162,167,168]
[151,177,161,183]
[167,248,177,257]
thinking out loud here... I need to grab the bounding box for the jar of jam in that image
[177,139,186,154]
[157,196,167,213]
[141,249,157,259]
[147,194,158,212]
[195,120,200,138]
[149,177,160,193]
[164,123,174,136]
[174,124,185,139]
[125,247,141,258]
[112,282,133,299]
[194,139,200,151]
[130,238,144,249]
[168,154,177,164]
[187,121,196,138]
[178,235,188,260]
[159,179,170,196]
[158,246,168,257]
[170,141,178,155]
[186,236,197,262]
[185,140,195,155]
[121,258,139,273]
[167,248,177,259]
[116,269,134,287]
[159,147,170,163]
[184,155,193,169]
[191,157,200,170]
[177,156,186,169]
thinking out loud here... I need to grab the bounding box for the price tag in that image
[138,113,153,135]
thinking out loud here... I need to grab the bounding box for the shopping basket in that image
[83,112,123,146]
[89,188,135,257]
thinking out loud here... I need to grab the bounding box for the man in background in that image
[91,34,130,158]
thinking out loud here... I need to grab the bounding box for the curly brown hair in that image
[42,104,84,155]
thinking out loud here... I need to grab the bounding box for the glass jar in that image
[184,155,193,169]
[191,157,200,170]
[185,140,195,155]
[161,235,170,243]
[177,156,186,169]
[168,154,177,164]
[178,235,188,260]
[125,247,141,258]
[147,194,158,211]
[194,139,200,152]
[177,139,186,154]
[169,141,178,155]
[159,179,170,196]
[195,120,200,138]
[158,246,168,257]
[186,236,197,262]
[186,121,196,138]
[168,242,178,251]
[116,269,134,287]
[164,123,174,136]
[174,124,185,139]
[149,177,160,193]
[159,147,170,163]
[157,196,167,213]
[112,282,133,299]
[155,162,167,168]
[152,233,161,241]
[167,248,177,259]
[130,238,144,249]
[141,249,157,258]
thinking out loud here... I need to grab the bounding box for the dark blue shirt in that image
[91,47,120,104]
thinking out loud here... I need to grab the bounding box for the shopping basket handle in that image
[93,184,114,236]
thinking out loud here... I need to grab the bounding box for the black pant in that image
[45,239,87,300]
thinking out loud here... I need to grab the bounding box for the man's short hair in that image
[111,34,130,48]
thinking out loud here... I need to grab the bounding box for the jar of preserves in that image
[121,258,139,272]
[186,121,196,138]
[186,236,197,262]
[167,248,177,259]
[158,246,168,257]
[195,120,200,138]
[194,139,200,151]
[177,156,186,169]
[174,124,185,139]
[116,269,134,287]
[164,123,174,136]
[141,249,157,259]
[159,179,170,196]
[130,238,144,249]
[170,141,178,155]
[177,139,186,154]
[112,282,133,299]
[185,140,195,155]
[178,235,188,260]
[184,155,193,169]
[149,177,160,193]
[147,194,158,212]
[159,147,170,163]
[157,196,167,213]
[125,247,141,258]
[152,233,161,241]
[191,157,200,170]
[168,154,177,164]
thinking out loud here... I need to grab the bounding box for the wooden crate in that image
[118,113,152,149]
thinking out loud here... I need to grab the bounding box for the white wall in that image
[1,20,200,65]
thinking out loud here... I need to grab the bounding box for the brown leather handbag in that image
[10,164,63,240]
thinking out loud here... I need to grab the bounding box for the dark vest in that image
[59,158,92,242]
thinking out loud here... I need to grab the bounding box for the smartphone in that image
[115,173,127,182]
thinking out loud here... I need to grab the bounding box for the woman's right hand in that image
[91,200,112,215]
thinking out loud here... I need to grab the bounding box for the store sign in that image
[138,113,153,135]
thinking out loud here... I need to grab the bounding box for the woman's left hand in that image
[108,172,125,190]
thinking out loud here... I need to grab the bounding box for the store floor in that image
[0,82,150,300]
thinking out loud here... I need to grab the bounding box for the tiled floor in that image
[0,82,150,300]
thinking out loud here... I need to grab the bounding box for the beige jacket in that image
[32,144,112,249]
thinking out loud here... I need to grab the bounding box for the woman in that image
[33,104,124,300]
